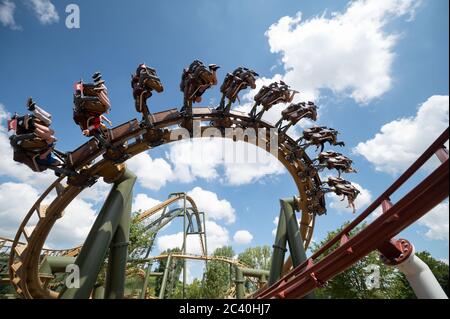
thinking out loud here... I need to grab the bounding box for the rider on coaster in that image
[8,98,63,171]
[73,72,112,146]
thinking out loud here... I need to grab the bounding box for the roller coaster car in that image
[326,177,360,212]
[10,114,46,146]
[106,119,139,144]
[249,81,298,120]
[66,139,100,168]
[219,67,258,104]
[300,126,345,152]
[8,106,64,172]
[317,151,356,175]
[73,73,110,127]
[131,64,164,113]
[254,81,297,110]
[281,101,317,123]
[10,135,65,174]
[66,120,140,168]
[148,108,180,125]
[180,60,220,106]
[12,145,46,172]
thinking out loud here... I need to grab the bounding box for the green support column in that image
[268,206,287,286]
[182,195,187,299]
[39,256,76,276]
[59,169,136,299]
[241,268,270,277]
[92,285,105,299]
[281,198,315,299]
[104,177,134,299]
[235,267,245,299]
[281,198,308,267]
[260,274,267,288]
[159,254,172,299]
[140,262,152,299]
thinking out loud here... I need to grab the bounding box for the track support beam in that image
[104,174,134,299]
[268,198,313,298]
[59,169,136,299]
[159,254,172,299]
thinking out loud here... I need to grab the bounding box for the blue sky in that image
[0,0,448,283]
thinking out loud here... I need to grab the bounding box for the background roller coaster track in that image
[130,253,252,269]
[1,236,81,257]
[8,107,325,299]
[255,128,449,299]
[2,192,207,291]
[2,193,204,259]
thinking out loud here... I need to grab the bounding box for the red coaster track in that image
[256,128,449,299]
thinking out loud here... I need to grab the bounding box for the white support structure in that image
[396,247,448,299]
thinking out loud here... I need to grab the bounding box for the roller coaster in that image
[1,193,266,299]
[1,60,448,299]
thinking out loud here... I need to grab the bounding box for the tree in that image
[311,222,399,299]
[128,210,156,259]
[185,279,204,299]
[238,245,272,295]
[154,247,183,298]
[202,246,235,299]
[310,221,449,299]
[390,251,449,299]
[97,210,155,291]
[238,246,272,270]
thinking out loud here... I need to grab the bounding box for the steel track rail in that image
[256,128,449,299]
[9,107,324,299]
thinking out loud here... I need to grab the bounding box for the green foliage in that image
[0,256,15,297]
[238,245,271,270]
[238,245,272,294]
[416,251,449,296]
[154,247,182,298]
[202,246,235,299]
[389,251,449,299]
[128,210,156,259]
[124,274,144,298]
[310,221,449,299]
[187,279,204,299]
[310,222,394,299]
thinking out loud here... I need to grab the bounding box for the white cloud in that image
[110,133,285,191]
[168,139,222,183]
[0,103,102,248]
[179,262,195,284]
[46,198,96,248]
[132,193,161,213]
[236,78,316,141]
[233,230,253,245]
[418,202,449,241]
[0,182,96,248]
[260,0,420,104]
[168,138,286,186]
[187,187,236,224]
[327,181,372,213]
[440,258,449,265]
[271,213,304,236]
[224,158,285,186]
[77,180,110,204]
[353,95,449,174]
[0,0,20,30]
[127,152,174,190]
[272,216,279,236]
[156,220,229,254]
[0,182,39,238]
[27,0,59,25]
